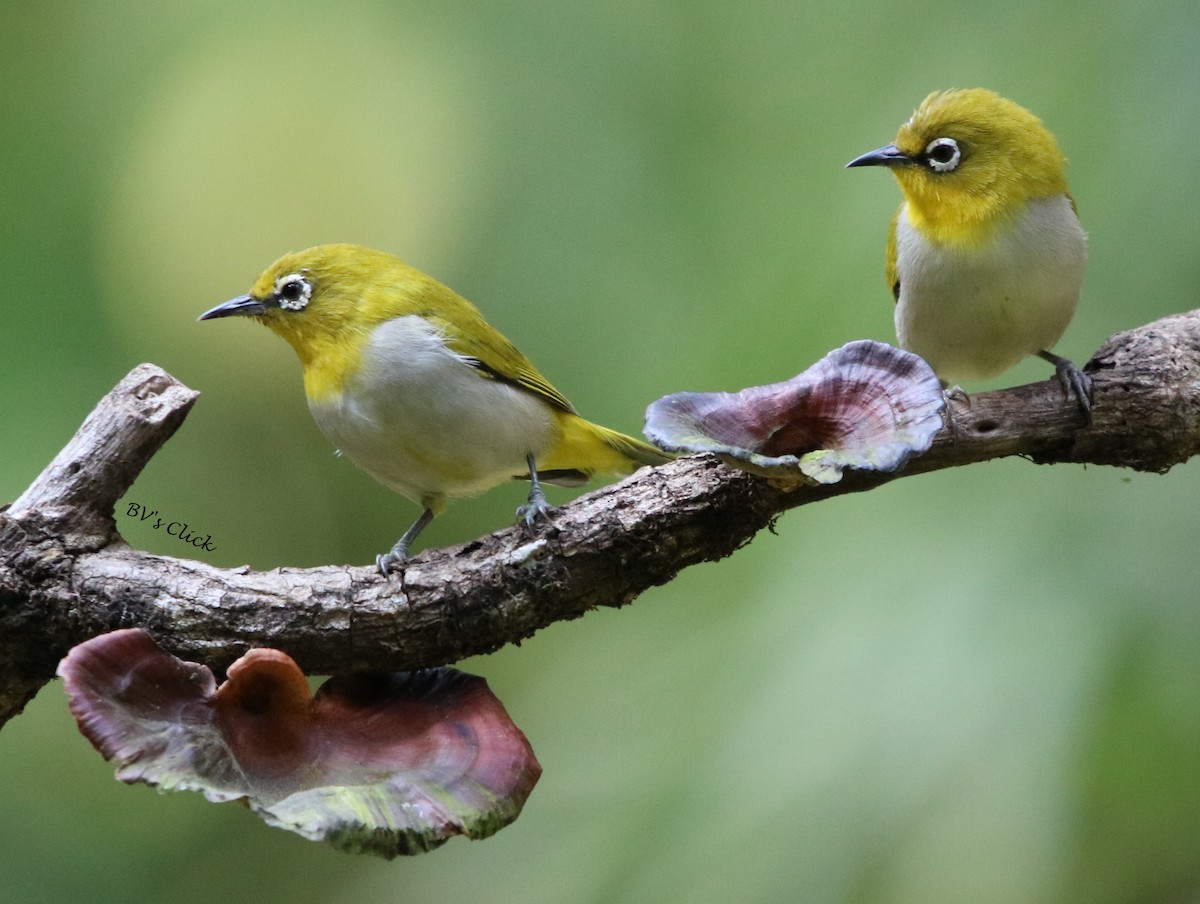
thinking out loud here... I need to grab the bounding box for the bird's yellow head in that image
[199,243,435,368]
[847,88,1071,245]
[200,243,444,401]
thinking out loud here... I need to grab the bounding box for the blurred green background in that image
[3,1,1199,902]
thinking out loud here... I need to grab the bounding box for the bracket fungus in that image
[644,340,945,484]
[58,629,541,858]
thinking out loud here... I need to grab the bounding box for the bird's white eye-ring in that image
[923,137,961,173]
[274,272,313,311]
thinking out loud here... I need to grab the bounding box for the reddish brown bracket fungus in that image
[58,629,541,857]
[644,340,945,484]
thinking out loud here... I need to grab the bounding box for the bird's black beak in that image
[197,294,268,321]
[845,144,914,169]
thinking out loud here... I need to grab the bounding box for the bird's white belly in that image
[308,315,558,506]
[894,194,1086,382]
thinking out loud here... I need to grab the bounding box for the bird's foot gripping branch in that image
[2,310,1200,853]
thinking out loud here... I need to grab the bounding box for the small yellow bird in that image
[200,244,670,573]
[846,88,1091,414]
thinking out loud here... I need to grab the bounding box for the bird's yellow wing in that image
[422,300,578,415]
[422,291,672,474]
[424,296,672,479]
[887,206,901,303]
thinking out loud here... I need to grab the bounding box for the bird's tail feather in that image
[537,415,673,484]
[594,424,674,468]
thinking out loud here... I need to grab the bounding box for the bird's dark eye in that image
[273,272,313,311]
[923,137,961,173]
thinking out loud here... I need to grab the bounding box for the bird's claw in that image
[516,496,552,533]
[1038,351,1092,424]
[375,507,435,577]
[1055,361,1093,422]
[517,453,553,533]
[942,384,970,408]
[939,384,970,441]
[376,547,406,578]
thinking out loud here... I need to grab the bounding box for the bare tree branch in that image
[3,312,1199,727]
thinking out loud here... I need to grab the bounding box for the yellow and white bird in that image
[846,88,1091,414]
[200,244,670,573]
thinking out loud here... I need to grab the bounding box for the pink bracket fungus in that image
[645,340,945,484]
[58,629,541,858]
